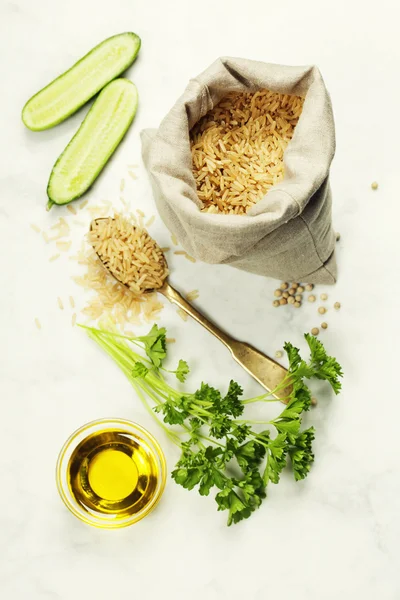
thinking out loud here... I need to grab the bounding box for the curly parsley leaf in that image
[289,427,315,481]
[175,359,190,382]
[137,324,167,368]
[132,362,149,378]
[264,433,288,484]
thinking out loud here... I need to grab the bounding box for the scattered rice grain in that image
[184,253,196,263]
[57,297,64,310]
[49,253,60,262]
[30,224,41,233]
[69,296,75,308]
[145,215,155,227]
[171,234,178,246]
[177,309,188,321]
[71,313,77,326]
[166,338,176,343]
[35,318,41,330]
[186,289,199,301]
[56,240,72,252]
[67,205,77,215]
[79,199,89,210]
[120,179,126,192]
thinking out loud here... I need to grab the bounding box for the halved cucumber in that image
[22,32,141,131]
[47,78,138,208]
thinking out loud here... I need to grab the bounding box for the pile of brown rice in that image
[190,89,304,215]
[32,173,170,331]
[88,214,168,295]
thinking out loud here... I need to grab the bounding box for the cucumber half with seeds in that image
[47,78,138,208]
[22,32,140,131]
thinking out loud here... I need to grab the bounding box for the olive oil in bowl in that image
[56,419,166,528]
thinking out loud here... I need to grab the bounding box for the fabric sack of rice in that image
[141,57,337,284]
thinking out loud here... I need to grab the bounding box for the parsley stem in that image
[241,396,280,405]
[133,381,182,447]
[235,419,272,425]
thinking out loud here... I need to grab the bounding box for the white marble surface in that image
[1,1,400,598]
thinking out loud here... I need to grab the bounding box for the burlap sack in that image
[141,57,337,284]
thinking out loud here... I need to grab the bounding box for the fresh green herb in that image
[81,323,343,526]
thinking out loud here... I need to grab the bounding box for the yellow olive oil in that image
[67,428,160,520]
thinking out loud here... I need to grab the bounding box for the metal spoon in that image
[90,218,291,401]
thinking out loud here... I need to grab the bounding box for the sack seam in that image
[299,215,336,282]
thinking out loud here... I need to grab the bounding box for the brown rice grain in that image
[57,297,64,310]
[49,253,60,262]
[56,240,72,252]
[71,313,77,326]
[30,224,41,233]
[186,289,199,301]
[67,205,77,215]
[69,296,75,308]
[177,308,188,321]
[184,253,197,263]
[35,318,41,330]
[145,216,155,227]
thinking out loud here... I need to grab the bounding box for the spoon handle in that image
[159,283,290,401]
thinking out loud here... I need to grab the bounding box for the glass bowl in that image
[56,418,166,529]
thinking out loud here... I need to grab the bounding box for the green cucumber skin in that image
[22,32,141,131]
[47,79,138,206]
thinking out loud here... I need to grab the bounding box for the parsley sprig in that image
[82,323,342,526]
